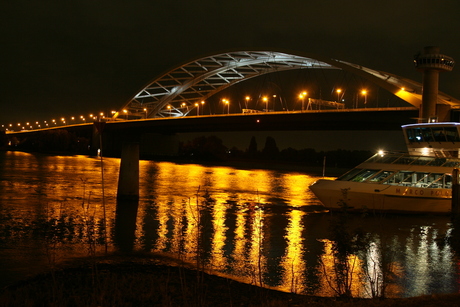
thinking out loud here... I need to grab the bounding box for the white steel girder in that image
[113,51,337,119]
[113,50,460,120]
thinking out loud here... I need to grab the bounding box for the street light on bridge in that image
[167,105,172,117]
[222,99,229,114]
[336,89,342,102]
[298,91,307,111]
[361,89,368,108]
[262,96,268,112]
[245,96,250,109]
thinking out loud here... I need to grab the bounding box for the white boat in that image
[310,122,460,214]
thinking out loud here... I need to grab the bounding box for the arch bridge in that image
[113,50,460,120]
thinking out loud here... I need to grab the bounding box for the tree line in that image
[179,135,372,168]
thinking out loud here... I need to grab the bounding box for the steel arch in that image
[113,50,460,120]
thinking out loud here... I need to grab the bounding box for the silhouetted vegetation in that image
[6,129,91,154]
[5,130,372,168]
[179,135,228,161]
[179,135,372,168]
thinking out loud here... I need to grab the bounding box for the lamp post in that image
[361,90,368,108]
[201,100,205,115]
[299,91,307,111]
[336,89,342,102]
[336,89,342,109]
[245,96,250,109]
[263,96,268,112]
[195,102,199,116]
[222,99,229,114]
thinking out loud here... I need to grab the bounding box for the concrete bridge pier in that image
[117,140,140,201]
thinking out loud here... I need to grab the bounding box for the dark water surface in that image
[0,151,458,298]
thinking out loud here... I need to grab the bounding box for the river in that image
[0,151,458,298]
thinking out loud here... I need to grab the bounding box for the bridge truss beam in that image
[113,50,460,120]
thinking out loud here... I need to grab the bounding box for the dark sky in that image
[2,0,460,126]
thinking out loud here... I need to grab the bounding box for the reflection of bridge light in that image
[280,209,306,293]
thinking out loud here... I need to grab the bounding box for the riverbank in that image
[1,253,459,307]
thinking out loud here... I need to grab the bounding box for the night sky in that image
[2,1,460,126]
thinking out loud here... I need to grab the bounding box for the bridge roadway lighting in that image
[262,96,268,112]
[167,105,172,117]
[336,89,342,102]
[298,91,307,111]
[361,90,368,107]
[222,99,230,114]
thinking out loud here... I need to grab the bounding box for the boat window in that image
[337,168,364,181]
[368,170,394,182]
[426,173,451,189]
[342,169,380,182]
[411,157,432,166]
[410,128,424,142]
[363,154,380,163]
[379,155,402,164]
[421,128,434,142]
[366,154,401,164]
[444,127,460,142]
[393,156,417,165]
[406,128,423,142]
[405,126,460,143]
[383,171,414,185]
[432,128,448,142]
[427,158,447,166]
[414,172,430,187]
[443,160,460,167]
[351,169,380,182]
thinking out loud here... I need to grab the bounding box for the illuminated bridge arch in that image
[114,50,460,119]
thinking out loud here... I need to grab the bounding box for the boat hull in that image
[310,179,452,214]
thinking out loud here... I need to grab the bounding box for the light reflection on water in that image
[0,151,459,297]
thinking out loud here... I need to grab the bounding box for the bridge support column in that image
[117,141,139,201]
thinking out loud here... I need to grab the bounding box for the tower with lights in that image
[414,46,454,122]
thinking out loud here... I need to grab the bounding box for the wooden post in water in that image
[452,168,460,217]
[117,141,140,201]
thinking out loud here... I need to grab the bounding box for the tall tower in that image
[414,46,454,122]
